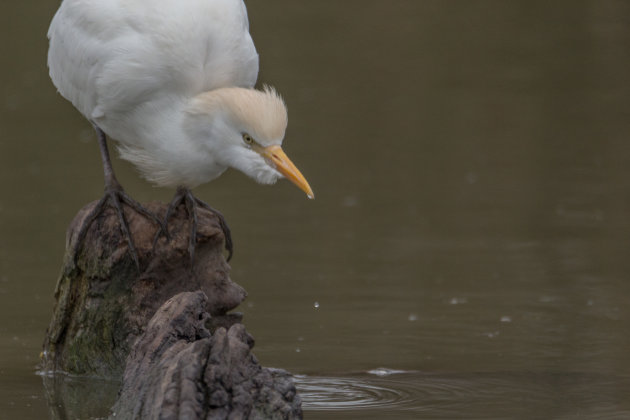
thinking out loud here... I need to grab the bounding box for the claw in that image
[109,189,140,270]
[156,187,233,266]
[73,187,162,271]
[194,197,233,261]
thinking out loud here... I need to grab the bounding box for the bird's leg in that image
[152,187,187,249]
[156,187,233,265]
[192,196,233,261]
[73,125,164,270]
[184,189,199,265]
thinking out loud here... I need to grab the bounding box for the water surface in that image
[1,1,630,418]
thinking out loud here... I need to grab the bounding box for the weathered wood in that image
[111,291,302,419]
[42,200,245,377]
[40,200,302,418]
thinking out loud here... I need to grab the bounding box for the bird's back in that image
[48,0,259,135]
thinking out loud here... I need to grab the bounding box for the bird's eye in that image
[242,133,254,146]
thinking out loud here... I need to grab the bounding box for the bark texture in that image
[42,201,244,377]
[111,291,301,419]
[41,200,302,419]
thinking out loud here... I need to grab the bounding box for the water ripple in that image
[294,374,410,411]
[294,371,630,417]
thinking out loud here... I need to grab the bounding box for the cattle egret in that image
[47,0,314,267]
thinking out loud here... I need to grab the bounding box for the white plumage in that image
[48,0,312,194]
[48,0,313,265]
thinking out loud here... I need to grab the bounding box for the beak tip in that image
[263,145,314,200]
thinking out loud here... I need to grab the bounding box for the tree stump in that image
[40,200,302,419]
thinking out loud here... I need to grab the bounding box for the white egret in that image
[47,0,314,266]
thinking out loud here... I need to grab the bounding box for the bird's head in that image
[185,86,314,198]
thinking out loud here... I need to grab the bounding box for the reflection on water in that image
[2,0,630,419]
[38,372,118,420]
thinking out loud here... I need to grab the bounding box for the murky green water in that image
[2,1,630,418]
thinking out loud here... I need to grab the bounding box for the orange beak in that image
[260,145,314,199]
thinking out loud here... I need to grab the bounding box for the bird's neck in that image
[111,94,227,188]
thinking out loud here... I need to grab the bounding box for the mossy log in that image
[40,200,302,418]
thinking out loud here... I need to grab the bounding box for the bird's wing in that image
[47,0,111,119]
[48,0,259,121]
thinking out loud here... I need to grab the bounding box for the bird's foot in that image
[154,187,233,266]
[73,183,165,270]
[193,196,233,261]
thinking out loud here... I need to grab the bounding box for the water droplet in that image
[408,314,418,321]
[500,316,512,323]
[314,302,320,309]
[449,297,467,305]
[296,348,301,353]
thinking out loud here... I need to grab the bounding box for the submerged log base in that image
[111,291,302,420]
[42,200,246,377]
